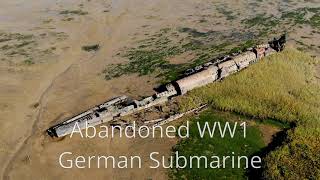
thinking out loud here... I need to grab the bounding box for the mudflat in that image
[0,0,319,180]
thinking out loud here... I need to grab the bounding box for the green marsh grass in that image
[171,110,265,179]
[179,49,320,179]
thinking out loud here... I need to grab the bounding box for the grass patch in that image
[62,17,74,21]
[0,32,33,43]
[170,109,265,179]
[179,49,320,123]
[216,6,237,20]
[0,31,67,64]
[257,119,291,129]
[82,44,100,52]
[0,38,11,43]
[103,28,260,83]
[23,58,34,65]
[281,10,308,25]
[179,49,320,179]
[60,10,88,15]
[242,14,279,29]
[229,40,255,53]
[241,7,320,38]
[15,41,35,48]
[178,27,217,38]
[310,14,320,28]
[103,29,187,82]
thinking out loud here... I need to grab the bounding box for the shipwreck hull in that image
[47,35,286,138]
